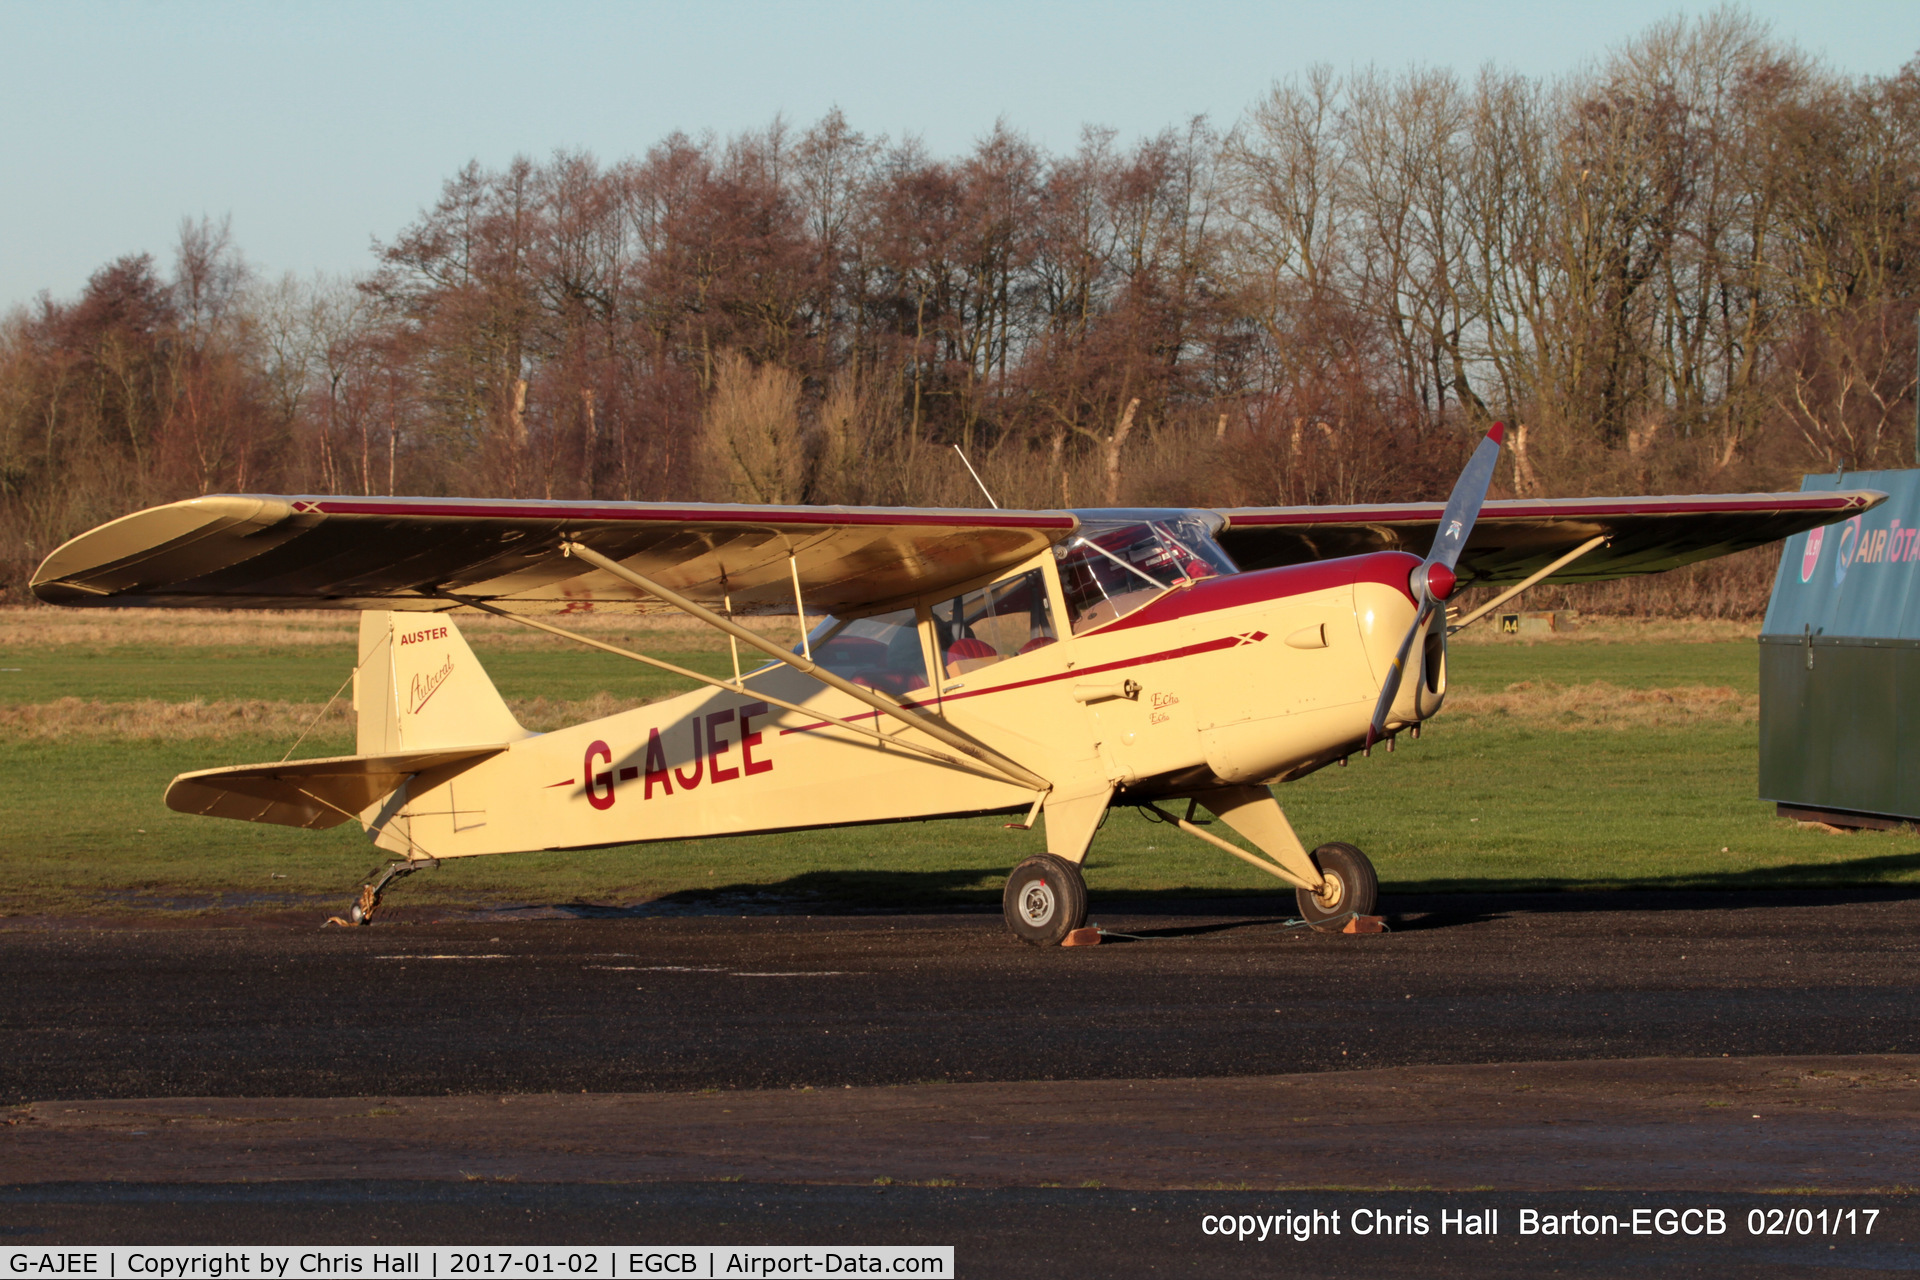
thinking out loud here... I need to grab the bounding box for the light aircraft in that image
[31,427,1881,941]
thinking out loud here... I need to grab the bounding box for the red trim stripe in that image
[776,631,1269,737]
[1221,491,1876,528]
[299,495,1076,531]
[774,548,1417,735]
[1095,552,1418,635]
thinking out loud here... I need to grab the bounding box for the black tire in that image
[1295,841,1378,932]
[1003,854,1089,946]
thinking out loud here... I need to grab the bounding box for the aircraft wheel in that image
[1296,842,1377,932]
[1003,854,1088,946]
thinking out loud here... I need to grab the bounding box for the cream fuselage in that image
[367,550,1438,862]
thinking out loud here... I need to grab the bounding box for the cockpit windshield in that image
[1055,514,1238,634]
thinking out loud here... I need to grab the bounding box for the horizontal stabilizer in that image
[165,746,507,829]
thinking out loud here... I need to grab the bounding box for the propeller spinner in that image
[1364,421,1506,749]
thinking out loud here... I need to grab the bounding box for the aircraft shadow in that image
[1379,852,1920,931]
[1388,850,1920,912]
[500,869,1007,921]
[472,854,1920,933]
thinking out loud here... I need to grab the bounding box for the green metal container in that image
[1761,469,1920,827]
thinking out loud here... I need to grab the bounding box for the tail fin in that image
[354,611,528,755]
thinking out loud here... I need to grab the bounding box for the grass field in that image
[2,608,1914,917]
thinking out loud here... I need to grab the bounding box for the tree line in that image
[3,12,1916,612]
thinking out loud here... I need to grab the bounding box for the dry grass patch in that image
[1445,680,1756,729]
[1449,615,1759,646]
[1,693,665,741]
[0,698,351,741]
[9,682,1751,740]
[9,606,1758,654]
[508,692,664,731]
[0,606,800,653]
[0,607,357,648]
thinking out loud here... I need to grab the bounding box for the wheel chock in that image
[1342,915,1387,934]
[1061,926,1102,946]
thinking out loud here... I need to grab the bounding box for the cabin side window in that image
[802,607,930,695]
[931,569,1057,678]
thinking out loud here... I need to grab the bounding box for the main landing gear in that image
[327,858,437,927]
[1000,839,1379,943]
[1002,787,1382,944]
[1003,854,1088,946]
[1294,841,1378,931]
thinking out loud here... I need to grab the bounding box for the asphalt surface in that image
[5,890,1919,1272]
[2,1185,1912,1277]
[4,889,1920,1101]
[9,1056,1917,1191]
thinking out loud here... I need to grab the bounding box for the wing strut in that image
[1446,535,1608,634]
[447,596,1010,781]
[560,540,1051,792]
[1142,801,1319,893]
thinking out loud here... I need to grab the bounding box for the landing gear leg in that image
[1176,788,1381,931]
[328,859,437,927]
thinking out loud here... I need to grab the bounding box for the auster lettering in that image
[407,656,455,713]
[707,709,739,783]
[398,627,449,646]
[739,702,773,775]
[584,740,615,810]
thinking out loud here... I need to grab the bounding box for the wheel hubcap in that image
[1020,879,1058,927]
[1313,869,1346,911]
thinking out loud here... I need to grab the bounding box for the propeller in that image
[1365,421,1507,750]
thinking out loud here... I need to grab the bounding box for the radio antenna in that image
[952,445,1000,509]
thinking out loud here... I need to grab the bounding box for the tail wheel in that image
[1296,842,1378,932]
[1003,854,1088,946]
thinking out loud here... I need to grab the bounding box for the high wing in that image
[30,488,1884,614]
[29,494,1079,615]
[1216,490,1886,587]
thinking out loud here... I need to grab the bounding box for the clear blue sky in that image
[3,0,1914,310]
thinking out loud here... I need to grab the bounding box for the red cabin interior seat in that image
[944,636,998,676]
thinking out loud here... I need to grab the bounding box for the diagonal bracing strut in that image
[443,595,1007,781]
[1144,802,1321,893]
[1446,536,1609,634]
[559,540,1051,792]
